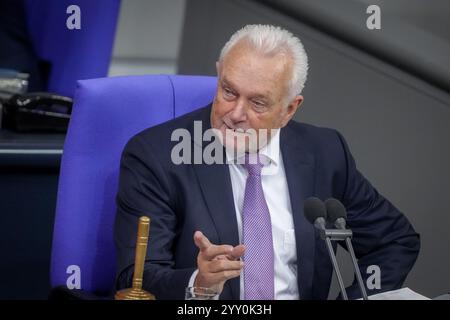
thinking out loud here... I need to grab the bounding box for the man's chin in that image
[223,136,260,156]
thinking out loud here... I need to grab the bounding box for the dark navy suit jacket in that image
[114,105,420,300]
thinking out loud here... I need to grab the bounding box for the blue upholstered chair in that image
[50,74,217,296]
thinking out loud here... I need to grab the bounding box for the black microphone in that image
[304,196,327,230]
[304,197,348,300]
[325,198,368,300]
[326,198,347,229]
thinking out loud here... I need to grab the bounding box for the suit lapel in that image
[280,123,317,300]
[190,106,240,299]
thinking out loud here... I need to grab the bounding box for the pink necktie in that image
[242,154,274,300]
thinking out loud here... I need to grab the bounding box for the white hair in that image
[219,24,309,101]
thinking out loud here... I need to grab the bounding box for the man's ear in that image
[281,95,303,127]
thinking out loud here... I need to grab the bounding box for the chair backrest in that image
[24,0,120,96]
[50,74,217,294]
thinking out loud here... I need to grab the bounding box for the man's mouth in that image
[224,122,246,133]
[226,127,249,136]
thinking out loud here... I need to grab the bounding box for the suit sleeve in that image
[335,131,420,299]
[114,134,195,299]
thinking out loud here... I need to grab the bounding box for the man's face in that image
[210,41,303,153]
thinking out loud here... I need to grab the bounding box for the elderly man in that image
[114,25,420,300]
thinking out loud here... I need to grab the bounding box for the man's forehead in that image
[222,45,290,79]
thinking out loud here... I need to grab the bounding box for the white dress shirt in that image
[189,129,299,299]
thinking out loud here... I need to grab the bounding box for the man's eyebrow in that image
[251,94,269,101]
[221,78,235,89]
[249,92,273,105]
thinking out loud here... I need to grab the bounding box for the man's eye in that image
[223,89,236,99]
[253,101,266,108]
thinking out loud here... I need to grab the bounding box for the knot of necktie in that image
[242,154,270,176]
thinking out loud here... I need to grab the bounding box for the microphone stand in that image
[344,236,368,300]
[323,235,349,300]
[320,228,368,300]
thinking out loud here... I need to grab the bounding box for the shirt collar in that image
[225,128,281,166]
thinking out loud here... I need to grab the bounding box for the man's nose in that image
[228,99,247,123]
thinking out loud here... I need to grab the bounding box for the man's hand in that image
[193,231,245,294]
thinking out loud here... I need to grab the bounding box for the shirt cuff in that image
[188,269,199,288]
[187,269,220,300]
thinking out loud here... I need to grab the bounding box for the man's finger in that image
[230,244,246,260]
[193,231,211,252]
[215,245,246,261]
[202,245,234,261]
[208,259,244,273]
[210,270,242,283]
